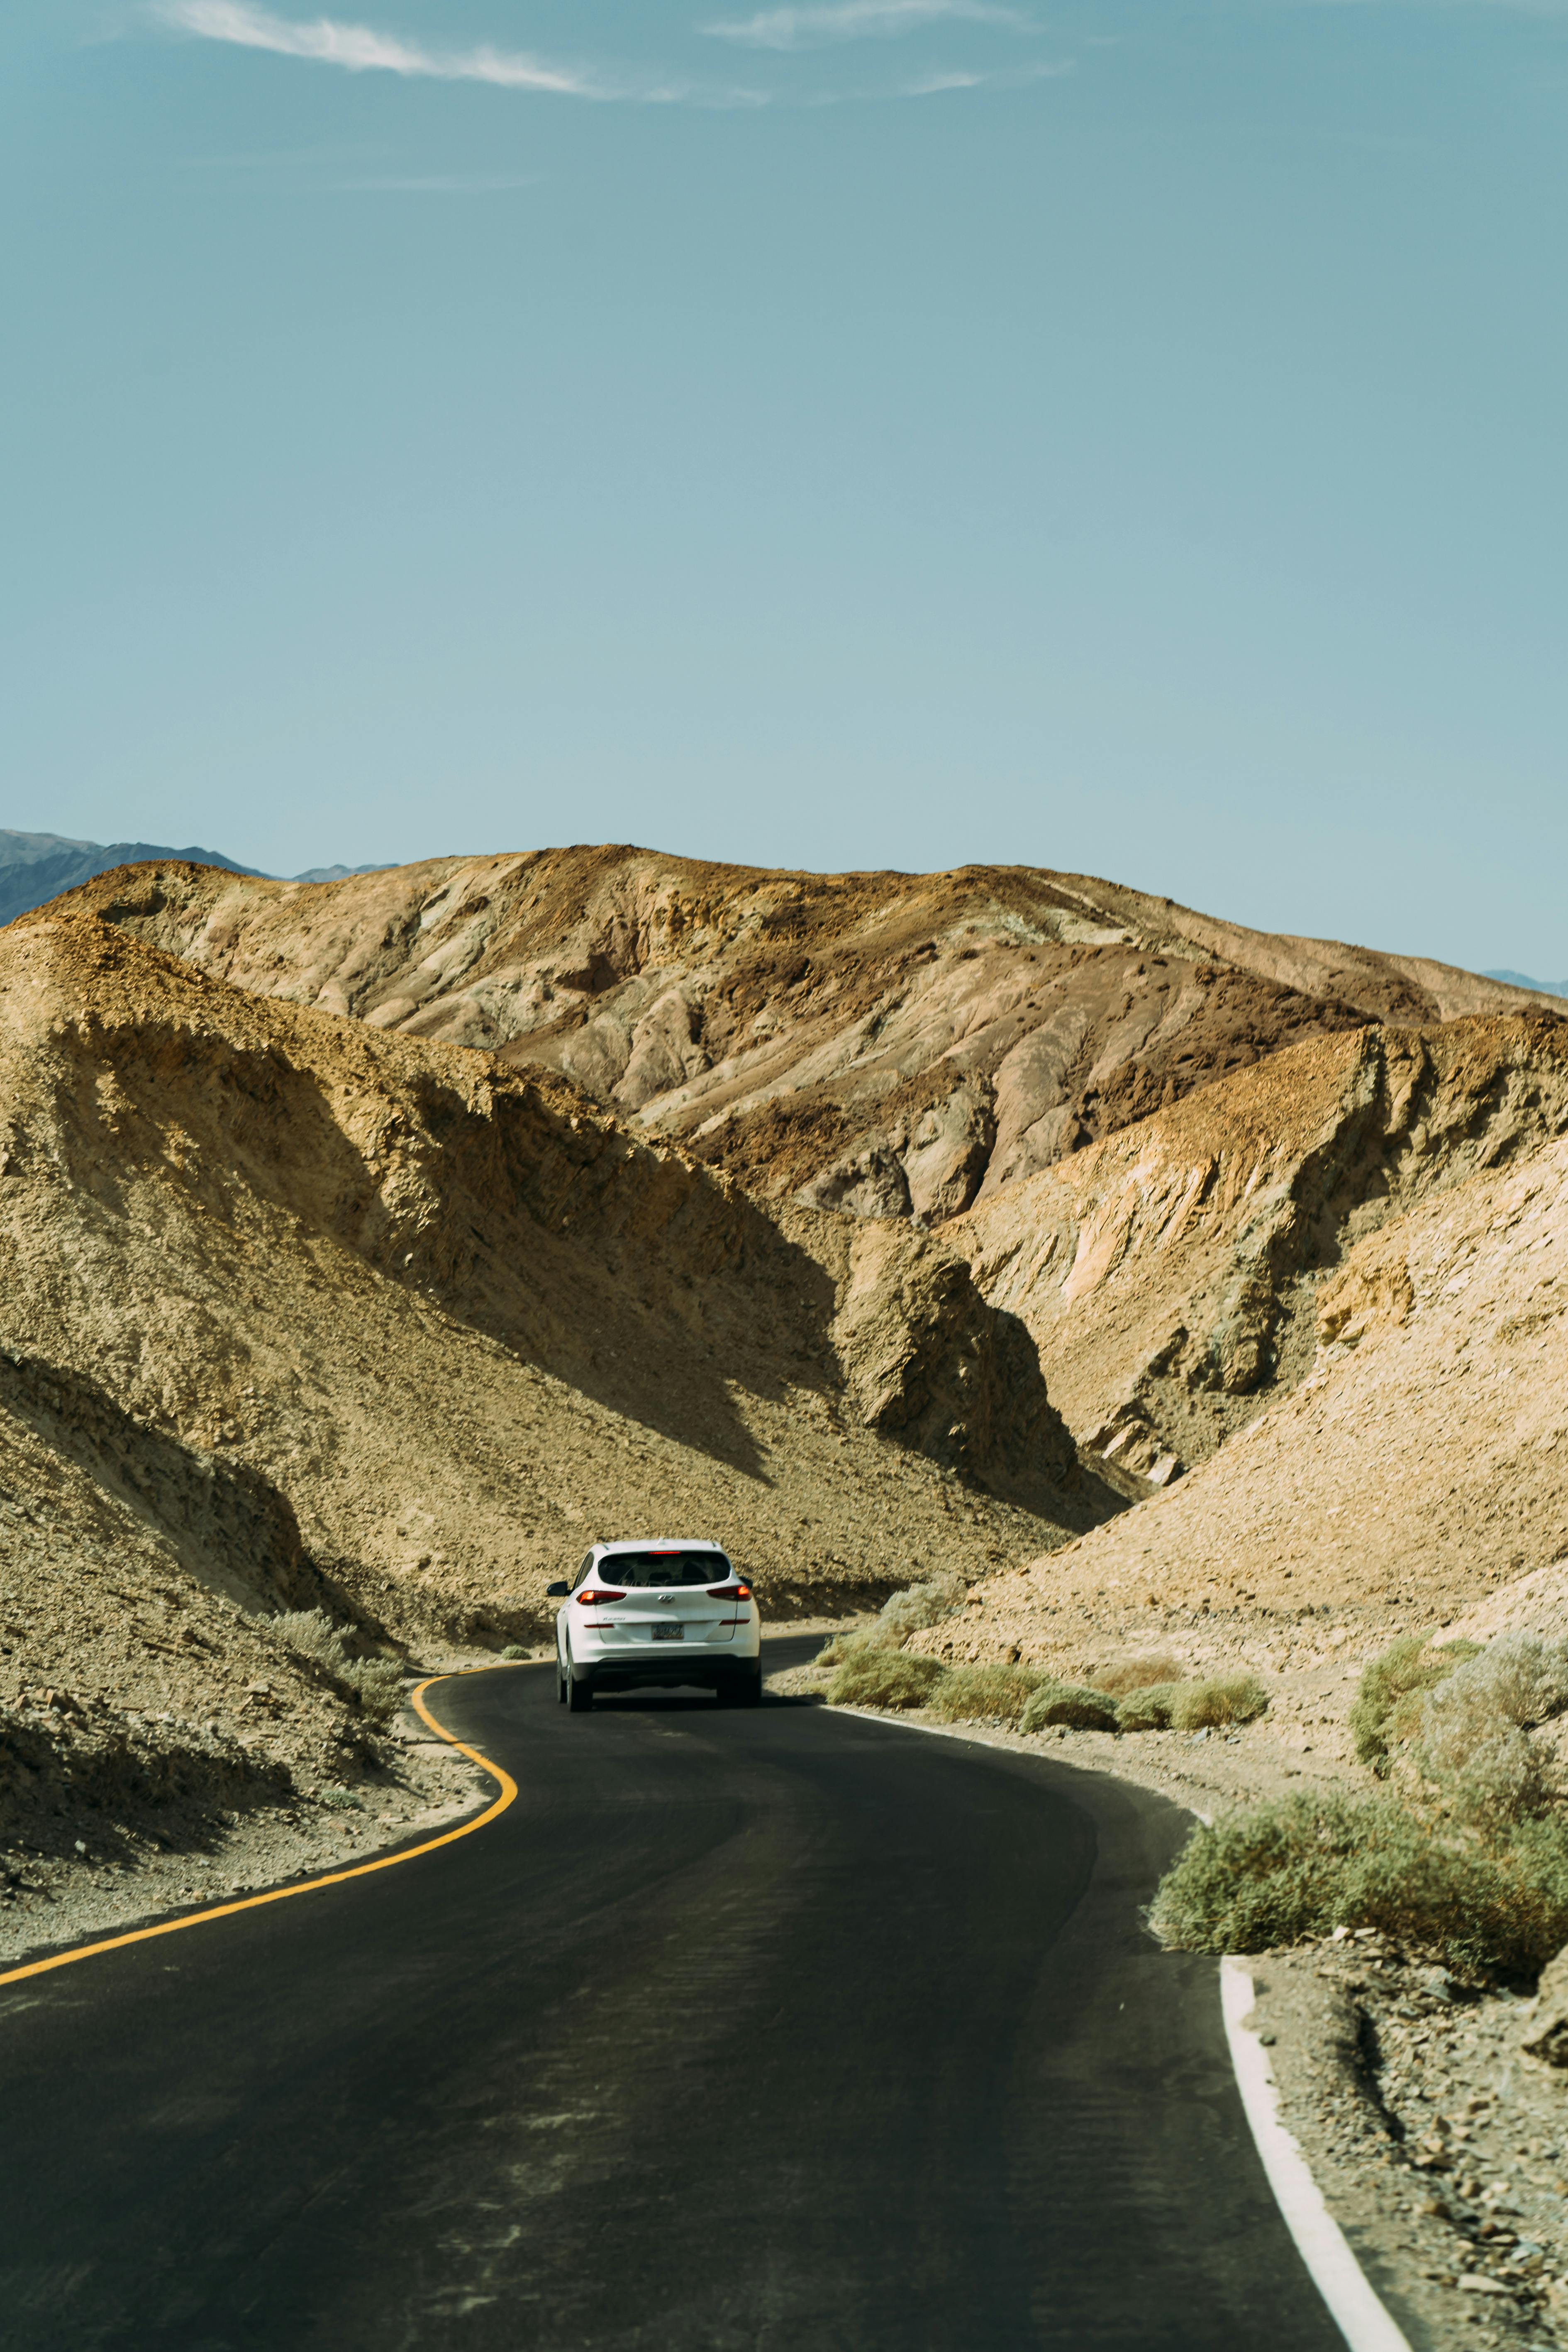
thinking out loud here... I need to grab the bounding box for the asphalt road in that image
[0,1637,1344,2352]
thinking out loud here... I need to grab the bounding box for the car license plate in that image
[652,1625,684,1642]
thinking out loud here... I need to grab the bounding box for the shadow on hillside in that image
[0,1348,368,1626]
[52,1019,1105,1518]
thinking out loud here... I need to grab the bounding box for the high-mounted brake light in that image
[575,1588,627,1606]
[706,1582,751,1601]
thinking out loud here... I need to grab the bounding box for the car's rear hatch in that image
[597,1550,741,1649]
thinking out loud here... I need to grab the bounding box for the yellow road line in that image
[0,1666,525,1991]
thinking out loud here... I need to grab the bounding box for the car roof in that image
[594,1538,725,1554]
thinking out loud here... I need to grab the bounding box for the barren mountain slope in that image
[949,1014,1568,1480]
[62,849,1560,1228]
[0,913,1109,1672]
[933,1125,1568,1672]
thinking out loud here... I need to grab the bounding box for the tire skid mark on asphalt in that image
[0,1665,528,1991]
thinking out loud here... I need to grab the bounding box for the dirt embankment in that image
[61,848,1559,1234]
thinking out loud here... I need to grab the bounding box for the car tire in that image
[556,1657,567,1705]
[566,1669,593,1713]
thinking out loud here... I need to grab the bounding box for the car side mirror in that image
[546,1581,570,1598]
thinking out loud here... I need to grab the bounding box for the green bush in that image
[1115,1682,1185,1731]
[1020,1681,1120,1734]
[927,1662,1045,1725]
[1168,1673,1269,1731]
[1150,1791,1368,1953]
[826,1650,946,1710]
[1350,1635,1479,1771]
[1149,1791,1568,1976]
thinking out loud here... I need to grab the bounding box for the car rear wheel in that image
[566,1669,593,1713]
[556,1657,567,1704]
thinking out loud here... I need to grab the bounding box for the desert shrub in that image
[826,1650,947,1710]
[1168,1673,1269,1732]
[1498,1814,1568,1954]
[335,1658,405,1725]
[270,1608,345,1666]
[1149,1792,1568,1976]
[1344,1816,1568,1975]
[878,1573,966,1638]
[1116,1682,1185,1732]
[271,1609,404,1723]
[1091,1654,1184,1699]
[1020,1681,1120,1735]
[1438,1632,1568,1730]
[927,1663,1045,1726]
[1150,1792,1371,1953]
[500,1644,530,1661]
[1395,1634,1568,1830]
[1351,1635,1479,1772]
[818,1575,966,1671]
[1416,1697,1553,1834]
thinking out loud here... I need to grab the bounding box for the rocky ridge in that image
[62,848,1561,1238]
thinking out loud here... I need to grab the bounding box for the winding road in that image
[0,1636,1345,2350]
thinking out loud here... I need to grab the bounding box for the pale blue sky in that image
[4,0,1566,969]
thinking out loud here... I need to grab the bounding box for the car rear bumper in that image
[573,1656,761,1692]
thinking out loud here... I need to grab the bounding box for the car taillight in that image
[575,1588,627,1605]
[706,1582,751,1601]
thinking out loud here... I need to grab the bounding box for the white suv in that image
[549,1541,763,1713]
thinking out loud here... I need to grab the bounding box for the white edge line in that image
[816,1705,1412,2352]
[1221,1959,1413,2352]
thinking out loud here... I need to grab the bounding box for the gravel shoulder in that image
[0,1663,500,1974]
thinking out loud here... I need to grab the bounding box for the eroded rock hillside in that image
[64,848,1559,1231]
[951,1015,1568,1481]
[933,1118,1568,1676]
[0,910,1111,1699]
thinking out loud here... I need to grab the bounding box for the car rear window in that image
[607,1551,731,1588]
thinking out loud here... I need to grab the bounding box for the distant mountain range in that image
[1484,968,1568,999]
[0,831,385,929]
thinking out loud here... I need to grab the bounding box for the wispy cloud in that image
[154,2,664,99]
[900,55,1064,89]
[703,0,1029,51]
[153,0,1061,110]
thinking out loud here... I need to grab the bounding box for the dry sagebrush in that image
[816,1573,966,1670]
[269,1609,405,1726]
[1151,1791,1568,1977]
